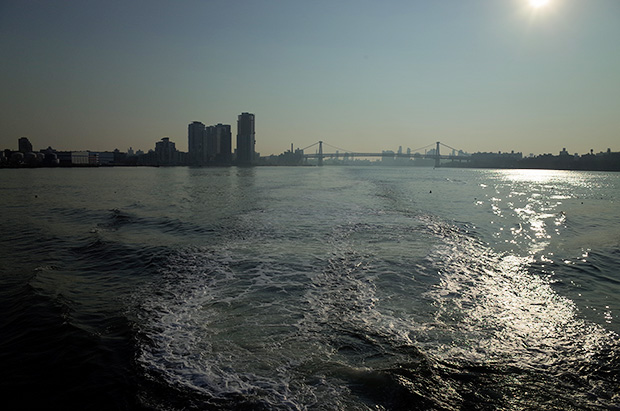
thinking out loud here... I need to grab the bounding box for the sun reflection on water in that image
[475,169,596,258]
[425,222,618,389]
[496,169,589,185]
[418,167,620,407]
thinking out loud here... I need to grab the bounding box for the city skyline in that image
[3,128,619,162]
[1,1,619,156]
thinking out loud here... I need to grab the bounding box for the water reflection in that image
[426,217,619,408]
[495,169,589,185]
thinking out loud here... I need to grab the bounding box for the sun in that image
[529,0,550,8]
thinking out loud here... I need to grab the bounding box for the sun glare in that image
[530,0,550,8]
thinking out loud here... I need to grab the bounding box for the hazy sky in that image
[1,0,619,156]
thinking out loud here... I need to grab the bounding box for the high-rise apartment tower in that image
[236,112,255,165]
[188,121,206,166]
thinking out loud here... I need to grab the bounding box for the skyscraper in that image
[205,125,217,163]
[188,121,206,166]
[214,123,232,165]
[236,112,255,165]
[201,123,232,165]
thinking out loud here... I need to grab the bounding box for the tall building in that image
[205,125,217,163]
[236,112,255,165]
[214,123,232,165]
[18,137,33,153]
[205,123,232,165]
[202,123,232,165]
[188,121,206,166]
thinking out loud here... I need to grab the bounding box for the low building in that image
[72,151,90,165]
[155,137,178,165]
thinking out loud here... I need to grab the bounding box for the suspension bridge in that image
[299,141,470,167]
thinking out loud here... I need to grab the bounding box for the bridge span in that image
[301,141,470,167]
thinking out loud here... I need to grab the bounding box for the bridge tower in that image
[435,141,440,168]
[318,141,323,166]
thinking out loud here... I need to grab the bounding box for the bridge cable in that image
[439,142,460,152]
[300,142,319,151]
[408,143,436,153]
[300,141,461,155]
[323,141,437,154]
[323,142,355,153]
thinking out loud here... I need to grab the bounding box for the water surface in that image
[1,166,618,409]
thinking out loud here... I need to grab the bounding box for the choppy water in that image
[1,166,619,410]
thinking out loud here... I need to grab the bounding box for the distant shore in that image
[2,161,619,172]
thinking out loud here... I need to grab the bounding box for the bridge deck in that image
[303,152,470,160]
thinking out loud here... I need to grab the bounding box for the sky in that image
[1,0,619,156]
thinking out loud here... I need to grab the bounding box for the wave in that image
[0,265,140,409]
[422,216,620,409]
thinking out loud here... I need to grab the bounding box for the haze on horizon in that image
[1,0,619,157]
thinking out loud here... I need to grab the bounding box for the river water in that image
[1,166,619,410]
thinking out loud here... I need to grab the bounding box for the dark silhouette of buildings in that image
[137,137,187,166]
[3,129,618,171]
[18,137,33,153]
[260,144,305,166]
[206,124,232,165]
[236,112,255,165]
[188,121,206,166]
[188,121,233,166]
[155,137,179,165]
[468,151,523,168]
[517,149,620,171]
